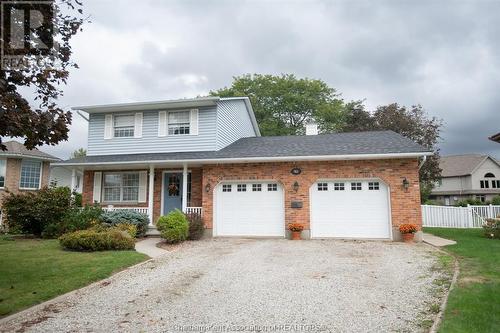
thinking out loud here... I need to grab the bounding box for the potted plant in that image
[288,223,304,240]
[399,223,418,243]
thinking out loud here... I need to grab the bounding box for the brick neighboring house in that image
[53,97,432,241]
[0,141,60,211]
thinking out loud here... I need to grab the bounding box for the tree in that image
[341,103,443,201]
[0,0,84,150]
[210,74,347,136]
[70,148,86,159]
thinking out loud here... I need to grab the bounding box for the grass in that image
[0,238,147,317]
[423,228,500,333]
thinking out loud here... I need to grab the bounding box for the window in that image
[237,184,246,192]
[168,111,190,135]
[476,194,486,203]
[252,184,262,192]
[334,182,344,191]
[103,172,139,202]
[480,180,489,189]
[222,184,232,192]
[267,183,278,191]
[0,159,5,188]
[114,115,135,137]
[317,183,328,191]
[368,182,380,190]
[484,173,495,178]
[19,160,41,189]
[492,180,500,189]
[351,182,362,191]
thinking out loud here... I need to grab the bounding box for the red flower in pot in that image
[399,223,418,243]
[288,223,304,240]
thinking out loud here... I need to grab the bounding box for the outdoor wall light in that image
[402,178,410,191]
[292,181,300,192]
[205,183,211,193]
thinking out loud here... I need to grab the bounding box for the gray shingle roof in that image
[0,141,60,161]
[439,154,500,177]
[57,131,430,165]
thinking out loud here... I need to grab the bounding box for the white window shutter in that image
[190,109,199,135]
[93,172,102,203]
[104,114,113,139]
[158,111,167,137]
[134,112,143,138]
[138,171,148,203]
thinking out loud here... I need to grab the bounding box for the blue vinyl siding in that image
[87,107,217,156]
[215,99,256,150]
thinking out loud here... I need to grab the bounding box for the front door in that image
[163,172,183,214]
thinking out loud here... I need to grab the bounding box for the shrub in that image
[399,223,418,234]
[186,212,204,240]
[42,204,103,238]
[455,198,489,207]
[2,187,74,236]
[100,210,149,237]
[112,223,138,238]
[483,218,500,239]
[492,196,500,206]
[59,229,135,251]
[157,209,189,243]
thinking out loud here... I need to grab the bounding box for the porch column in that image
[70,168,76,193]
[148,165,155,225]
[182,163,188,212]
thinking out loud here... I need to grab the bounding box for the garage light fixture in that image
[402,178,410,191]
[292,181,300,193]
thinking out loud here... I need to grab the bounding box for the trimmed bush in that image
[492,196,500,206]
[113,223,138,238]
[157,209,189,243]
[186,212,204,240]
[59,229,135,251]
[42,204,103,238]
[100,210,149,237]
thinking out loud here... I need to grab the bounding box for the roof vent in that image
[305,123,318,135]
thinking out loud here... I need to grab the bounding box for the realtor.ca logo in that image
[1,0,57,70]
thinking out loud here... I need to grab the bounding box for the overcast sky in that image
[35,0,500,159]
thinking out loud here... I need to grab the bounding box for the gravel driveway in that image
[0,239,445,333]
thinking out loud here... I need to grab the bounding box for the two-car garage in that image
[213,179,392,239]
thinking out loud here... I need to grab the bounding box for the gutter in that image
[52,151,433,167]
[0,153,59,162]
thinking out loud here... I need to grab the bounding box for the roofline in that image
[72,97,221,113]
[52,151,432,167]
[241,97,261,136]
[0,152,60,162]
[489,132,500,142]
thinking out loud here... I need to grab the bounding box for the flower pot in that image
[402,233,414,243]
[291,231,301,240]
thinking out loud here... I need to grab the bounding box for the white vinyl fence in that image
[422,204,500,228]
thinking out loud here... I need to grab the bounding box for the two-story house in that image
[0,141,59,210]
[430,154,500,205]
[54,96,432,241]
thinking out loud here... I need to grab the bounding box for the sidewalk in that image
[135,238,168,258]
[423,233,457,247]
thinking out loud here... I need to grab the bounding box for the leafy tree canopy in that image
[70,147,86,159]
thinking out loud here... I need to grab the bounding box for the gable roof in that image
[0,141,60,161]
[439,154,500,177]
[54,130,432,166]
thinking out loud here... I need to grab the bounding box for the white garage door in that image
[310,179,391,239]
[215,182,285,237]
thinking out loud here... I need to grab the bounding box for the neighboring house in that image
[53,96,431,241]
[49,166,83,193]
[430,154,500,205]
[0,141,59,208]
[490,132,500,143]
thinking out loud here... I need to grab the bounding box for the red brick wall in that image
[201,159,422,231]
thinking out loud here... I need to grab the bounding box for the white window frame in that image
[222,184,232,192]
[113,114,135,138]
[252,184,262,192]
[351,182,362,191]
[237,184,247,192]
[0,158,6,189]
[167,110,191,135]
[334,182,345,191]
[368,182,380,190]
[317,183,328,191]
[267,183,278,192]
[102,171,140,203]
[19,160,42,190]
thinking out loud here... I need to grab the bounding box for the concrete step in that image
[145,226,161,237]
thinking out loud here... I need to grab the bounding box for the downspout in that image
[418,155,427,169]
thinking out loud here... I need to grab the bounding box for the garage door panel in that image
[215,182,284,237]
[311,180,390,239]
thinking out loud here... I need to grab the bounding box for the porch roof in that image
[54,131,432,167]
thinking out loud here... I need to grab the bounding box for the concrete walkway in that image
[423,233,457,247]
[135,237,168,258]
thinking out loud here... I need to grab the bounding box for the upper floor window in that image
[114,115,135,137]
[102,172,139,202]
[480,180,490,189]
[19,160,42,189]
[0,159,6,188]
[168,111,190,135]
[484,173,495,178]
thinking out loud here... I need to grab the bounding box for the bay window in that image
[103,172,139,202]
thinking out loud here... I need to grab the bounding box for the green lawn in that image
[424,228,500,333]
[0,238,147,317]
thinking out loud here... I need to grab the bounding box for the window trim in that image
[167,110,191,136]
[19,160,43,190]
[351,182,362,191]
[101,171,140,203]
[0,158,6,189]
[113,114,135,138]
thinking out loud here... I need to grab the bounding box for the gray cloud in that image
[37,0,500,159]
